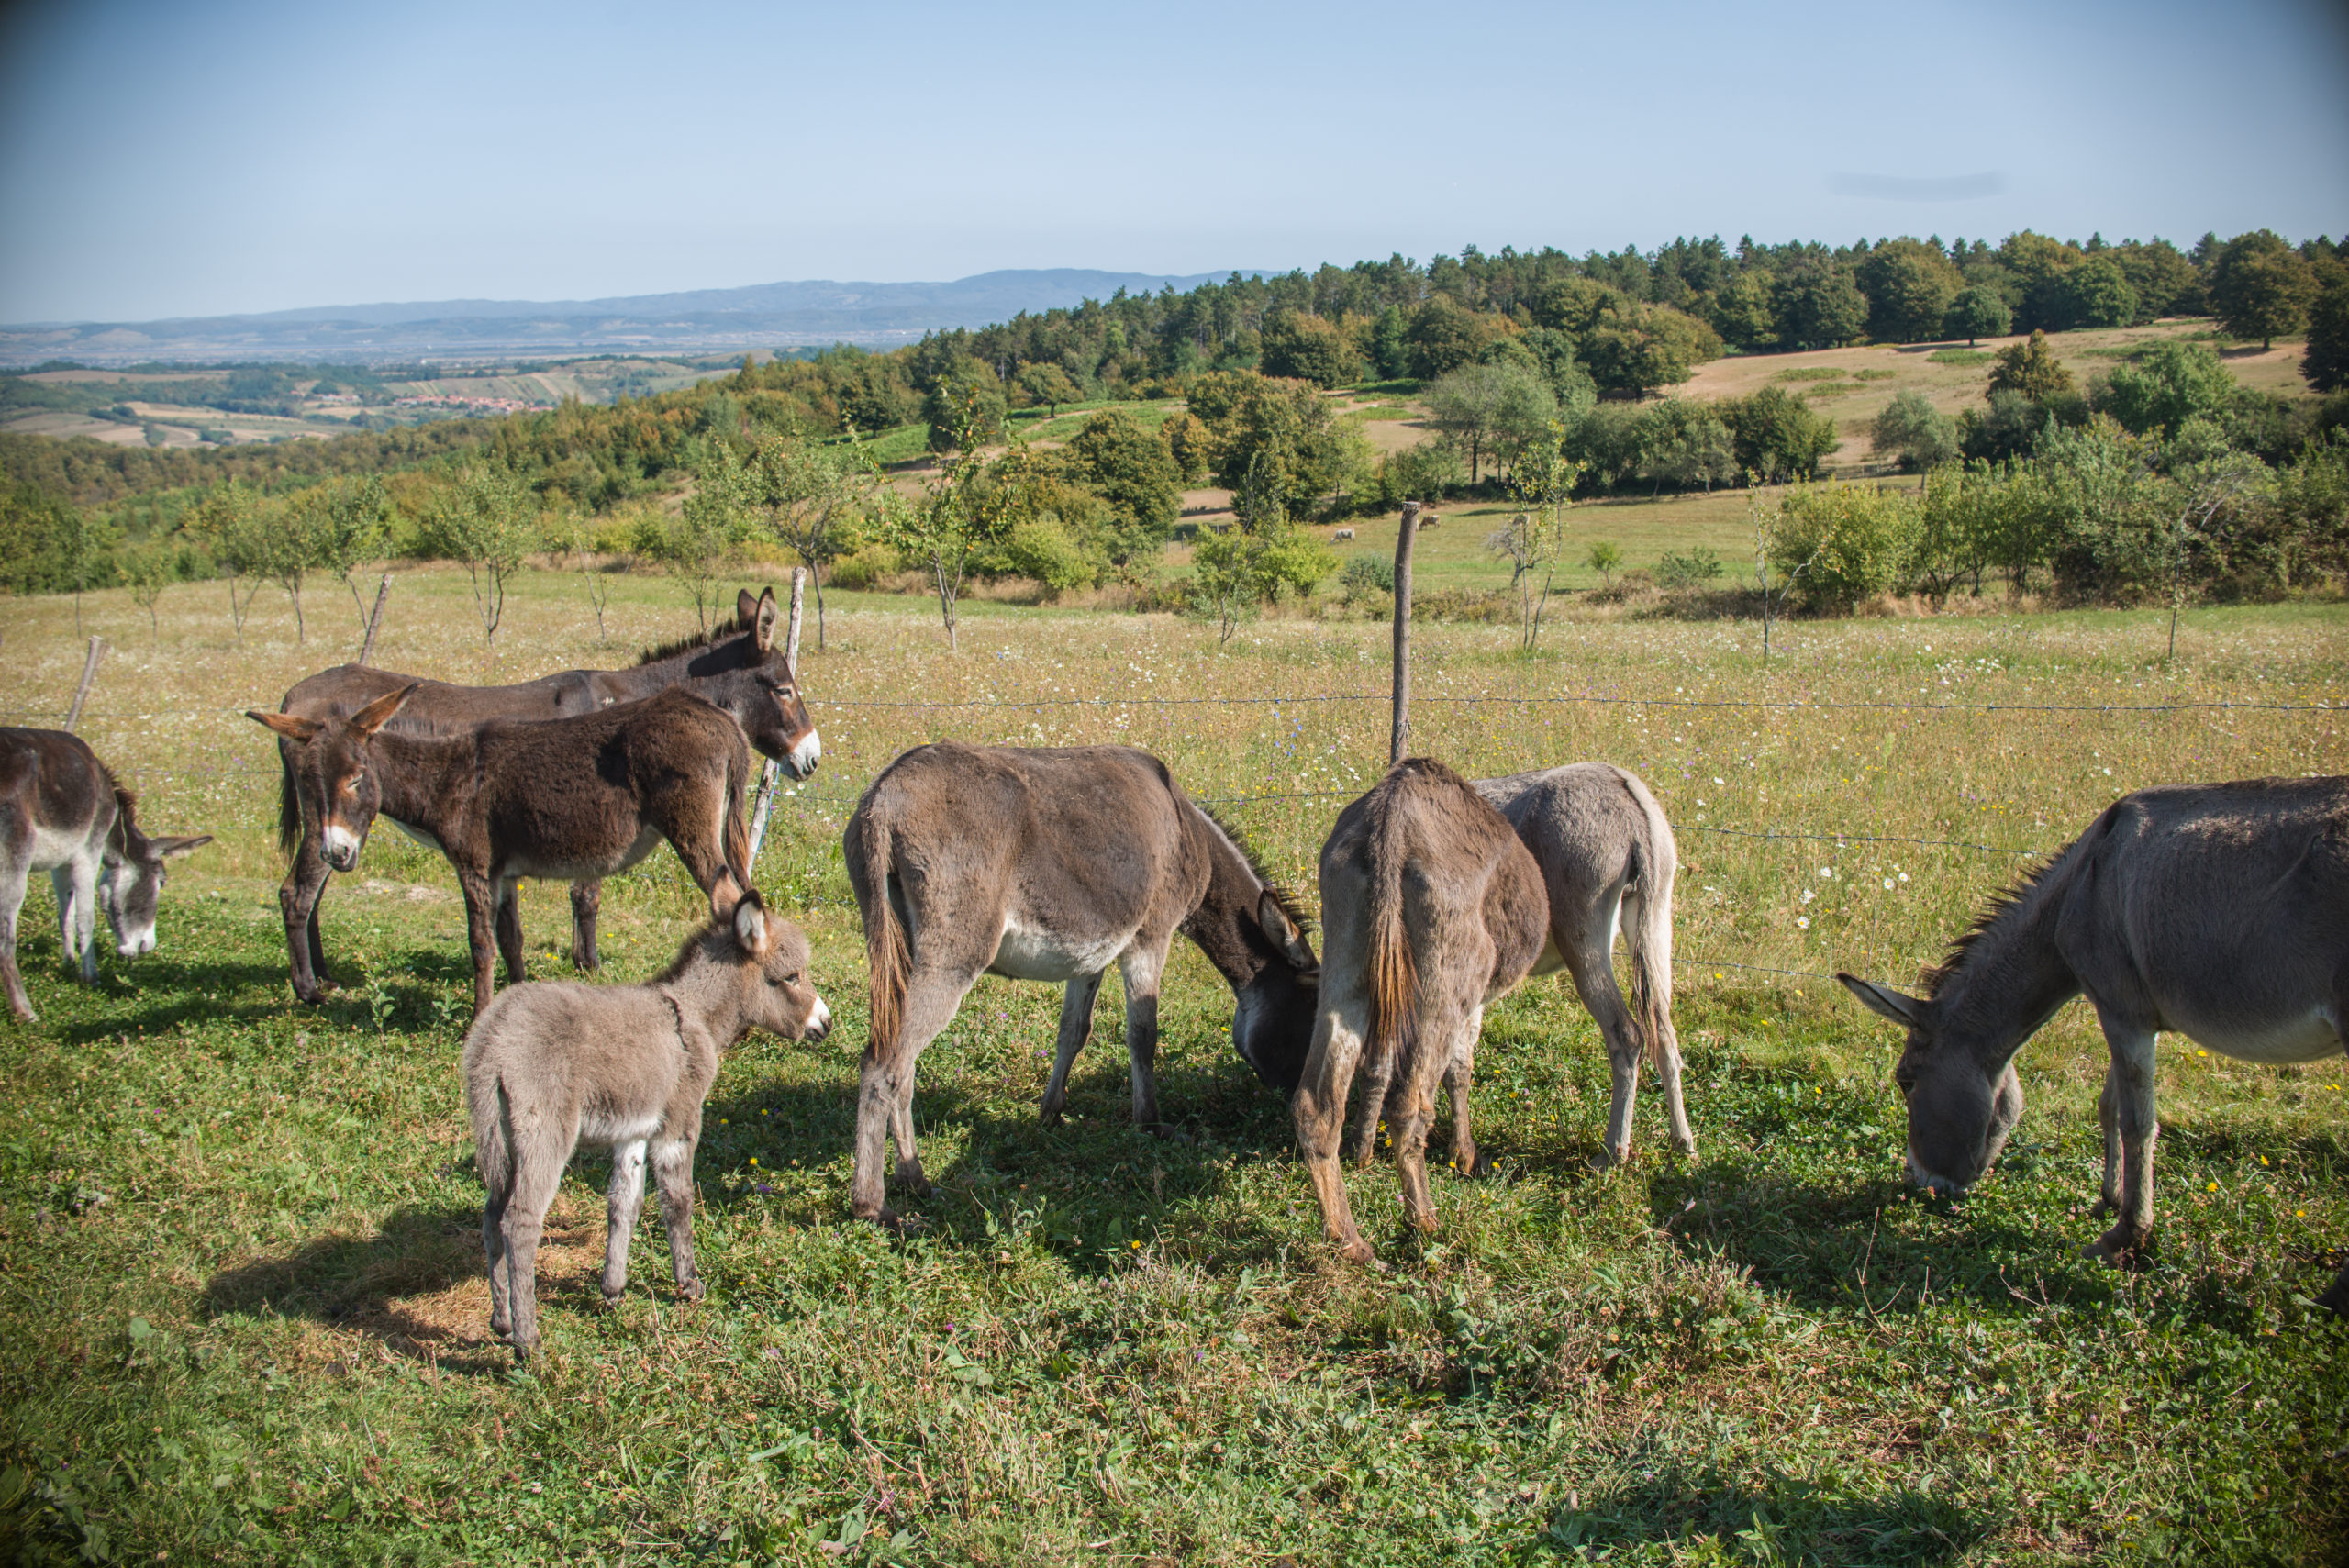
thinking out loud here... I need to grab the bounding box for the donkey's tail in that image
[850,808,910,1061]
[475,1077,516,1218]
[1624,784,1679,1073]
[1364,812,1419,1087]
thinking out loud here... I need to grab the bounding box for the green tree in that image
[1860,241,1963,344]
[1996,230,2086,332]
[296,473,391,637]
[1405,296,1507,379]
[2111,239,2203,321]
[1014,361,1083,420]
[1583,539,1622,589]
[1208,377,1371,517]
[1721,386,1839,482]
[1942,286,2011,345]
[2210,230,2316,349]
[1259,313,1363,388]
[891,388,1019,651]
[751,429,875,650]
[1869,389,1961,472]
[189,481,272,643]
[656,440,753,634]
[1769,482,1923,612]
[1987,330,2076,404]
[548,505,618,644]
[121,550,174,640]
[2056,257,2138,330]
[1583,300,1721,396]
[1709,271,1779,351]
[1488,420,1583,649]
[421,464,540,651]
[922,361,1008,454]
[1187,450,1335,644]
[1368,306,1411,379]
[1424,361,1554,485]
[2302,282,2349,394]
[1774,263,1867,350]
[1065,408,1182,557]
[2093,341,2234,435]
[1635,398,1736,494]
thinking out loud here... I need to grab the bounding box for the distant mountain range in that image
[0,269,1264,366]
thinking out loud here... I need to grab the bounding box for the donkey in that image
[465,887,831,1361]
[1341,763,1696,1171]
[270,587,818,1003]
[1294,758,1550,1265]
[1837,775,2349,1313]
[249,684,755,1016]
[2,728,211,1020]
[843,742,1322,1224]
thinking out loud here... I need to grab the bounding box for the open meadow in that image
[1,567,2344,1565]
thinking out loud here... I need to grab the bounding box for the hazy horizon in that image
[4,0,2344,324]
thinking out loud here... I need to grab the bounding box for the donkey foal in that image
[463,890,831,1360]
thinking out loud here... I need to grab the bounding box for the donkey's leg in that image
[852,966,975,1222]
[494,879,528,985]
[1392,987,1472,1235]
[458,871,500,1018]
[497,1137,567,1361]
[1445,1006,1485,1177]
[1118,942,1172,1132]
[1563,891,1644,1170]
[1293,1005,1375,1264]
[1626,885,1697,1157]
[600,1139,649,1303]
[279,832,337,1003]
[1348,1047,1397,1167]
[52,862,97,983]
[1,843,35,1021]
[1039,970,1107,1126]
[569,881,601,972]
[651,1127,704,1301]
[2085,1018,2160,1263]
[2094,1065,2125,1217]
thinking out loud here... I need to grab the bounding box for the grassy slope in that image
[1,571,2346,1564]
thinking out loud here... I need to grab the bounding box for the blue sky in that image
[2,0,2343,322]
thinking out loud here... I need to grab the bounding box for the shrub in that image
[1869,390,1961,472]
[1653,547,1724,590]
[2093,341,2233,435]
[1720,387,1839,483]
[996,517,1096,597]
[1768,483,1921,612]
[1341,554,1394,595]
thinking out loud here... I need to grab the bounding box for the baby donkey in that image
[463,887,831,1360]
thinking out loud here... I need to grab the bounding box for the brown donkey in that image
[464,887,832,1361]
[269,587,818,1003]
[1,728,210,1020]
[844,743,1322,1224]
[1294,759,1549,1266]
[250,684,754,1016]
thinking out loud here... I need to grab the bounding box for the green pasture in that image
[1,572,2344,1564]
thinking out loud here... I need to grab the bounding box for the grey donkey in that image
[2,727,210,1021]
[463,888,833,1360]
[1838,775,2349,1313]
[1343,762,1696,1172]
[1295,759,1551,1265]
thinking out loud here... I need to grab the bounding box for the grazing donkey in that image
[843,742,1322,1224]
[1294,759,1549,1265]
[249,684,755,1016]
[465,888,831,1361]
[1,728,210,1020]
[270,587,818,1003]
[1837,776,2349,1313]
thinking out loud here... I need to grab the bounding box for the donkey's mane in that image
[1920,847,2071,997]
[634,609,749,669]
[655,917,733,984]
[1196,803,1315,935]
[101,765,146,851]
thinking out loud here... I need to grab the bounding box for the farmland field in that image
[1,568,2344,1564]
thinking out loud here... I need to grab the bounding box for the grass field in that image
[1,569,2345,1564]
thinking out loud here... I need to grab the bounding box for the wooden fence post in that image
[64,636,106,731]
[743,569,807,873]
[1388,501,1420,767]
[357,574,393,666]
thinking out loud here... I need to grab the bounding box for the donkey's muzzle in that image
[783,730,822,781]
[322,822,363,872]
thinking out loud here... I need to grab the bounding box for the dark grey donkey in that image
[1837,775,2349,1313]
[1295,759,1551,1266]
[844,742,1322,1224]
[463,887,832,1361]
[1,728,211,1021]
[1345,762,1695,1171]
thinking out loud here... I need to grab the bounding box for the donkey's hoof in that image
[678,1276,706,1303]
[2080,1229,2148,1267]
[1336,1240,1381,1268]
[1587,1147,1629,1173]
[893,1169,933,1199]
[1144,1122,1194,1144]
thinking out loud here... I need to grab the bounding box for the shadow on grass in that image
[1536,1459,1992,1565]
[200,1203,511,1373]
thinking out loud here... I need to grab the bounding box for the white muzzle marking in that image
[117,926,156,959]
[785,730,822,779]
[322,823,362,869]
[809,996,833,1035]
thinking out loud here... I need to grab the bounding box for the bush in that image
[1653,547,1724,590]
[1720,387,1839,483]
[1769,483,1921,612]
[826,541,900,590]
[2094,341,2237,436]
[1869,390,1961,472]
[995,517,1096,597]
[1341,554,1395,595]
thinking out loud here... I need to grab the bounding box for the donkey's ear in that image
[351,684,418,737]
[731,889,769,953]
[737,588,761,631]
[1257,890,1316,969]
[246,710,323,743]
[751,588,779,652]
[152,834,213,860]
[1836,973,1924,1028]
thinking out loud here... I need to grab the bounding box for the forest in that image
[2,227,2345,619]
